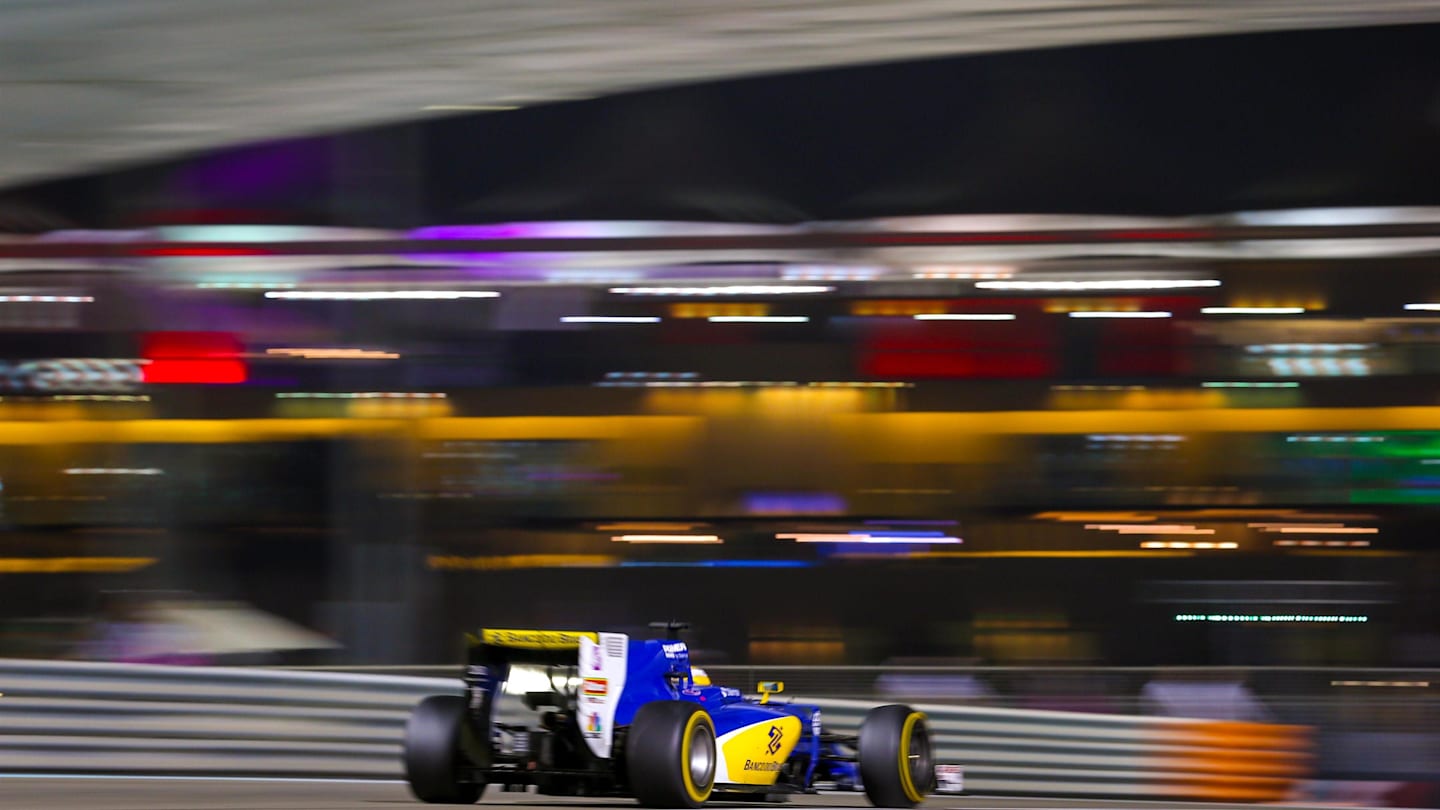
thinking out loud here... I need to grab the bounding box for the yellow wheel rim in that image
[680,711,715,804]
[897,712,928,804]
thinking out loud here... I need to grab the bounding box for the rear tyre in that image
[625,701,717,808]
[403,695,484,804]
[858,704,934,808]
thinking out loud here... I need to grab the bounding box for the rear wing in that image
[466,628,597,663]
[461,628,632,760]
[463,629,598,696]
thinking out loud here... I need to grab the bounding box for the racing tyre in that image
[626,701,717,808]
[403,695,484,804]
[858,704,934,808]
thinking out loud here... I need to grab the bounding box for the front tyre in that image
[625,701,717,808]
[403,695,484,804]
[858,704,934,808]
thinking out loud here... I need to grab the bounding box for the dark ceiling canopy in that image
[7,22,1440,231]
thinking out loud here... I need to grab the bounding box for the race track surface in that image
[0,778,1365,810]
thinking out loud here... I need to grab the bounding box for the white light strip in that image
[560,316,662,324]
[266,348,399,360]
[64,468,163,476]
[1118,528,1217,535]
[422,104,520,111]
[1403,303,1440,311]
[1068,311,1172,319]
[1269,358,1370,376]
[1140,541,1238,549]
[1176,614,1369,623]
[1201,307,1306,315]
[1087,523,1189,530]
[707,316,810,323]
[610,285,832,296]
[1088,524,1215,535]
[783,266,882,281]
[913,313,1016,321]
[1246,343,1373,353]
[47,395,151,402]
[853,536,962,544]
[0,295,94,303]
[1202,382,1300,388]
[912,265,1014,280]
[265,290,499,300]
[976,279,1219,291]
[1272,527,1378,535]
[777,533,962,544]
[807,381,913,388]
[611,535,723,544]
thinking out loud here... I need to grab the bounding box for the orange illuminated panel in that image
[669,303,768,319]
[1044,297,1146,314]
[851,299,945,317]
[140,332,247,384]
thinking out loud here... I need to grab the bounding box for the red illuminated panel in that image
[140,332,247,384]
[1096,321,1184,376]
[861,318,1057,378]
[862,350,1056,378]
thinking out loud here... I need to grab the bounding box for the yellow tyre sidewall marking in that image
[897,712,927,804]
[681,711,715,804]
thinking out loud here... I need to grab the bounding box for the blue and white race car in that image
[403,623,935,807]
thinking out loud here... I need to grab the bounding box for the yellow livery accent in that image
[720,716,802,785]
[681,711,716,803]
[897,712,927,803]
[478,629,598,649]
[756,681,784,704]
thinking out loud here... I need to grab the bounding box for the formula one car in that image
[403,623,935,807]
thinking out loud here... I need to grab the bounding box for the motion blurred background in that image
[2,0,1440,761]
[5,4,1440,803]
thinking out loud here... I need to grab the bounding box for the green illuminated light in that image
[1202,381,1301,388]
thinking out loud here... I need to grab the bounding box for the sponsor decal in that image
[662,641,687,658]
[480,629,597,649]
[936,764,964,793]
[721,715,800,785]
[720,687,741,699]
[582,677,608,697]
[590,646,603,670]
[465,666,492,711]
[587,712,602,733]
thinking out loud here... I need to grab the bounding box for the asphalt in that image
[0,779,1375,810]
